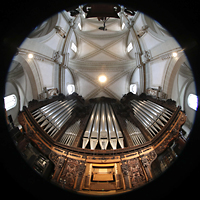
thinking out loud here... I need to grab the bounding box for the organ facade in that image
[16,92,186,195]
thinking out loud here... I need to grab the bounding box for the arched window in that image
[67,84,75,95]
[187,94,198,111]
[130,84,137,94]
[4,94,17,111]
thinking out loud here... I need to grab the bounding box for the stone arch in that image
[13,55,41,99]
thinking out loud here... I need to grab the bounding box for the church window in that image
[122,22,125,30]
[188,94,198,110]
[4,94,17,111]
[127,42,133,53]
[67,84,75,95]
[78,23,82,30]
[71,42,77,53]
[130,83,137,94]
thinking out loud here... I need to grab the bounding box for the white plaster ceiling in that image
[69,17,136,100]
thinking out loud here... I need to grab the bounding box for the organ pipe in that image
[90,103,101,150]
[99,103,108,150]
[109,105,124,148]
[82,104,97,149]
[105,103,117,149]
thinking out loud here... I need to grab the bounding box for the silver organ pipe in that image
[109,105,124,148]
[40,100,71,126]
[105,103,117,150]
[32,101,59,116]
[125,120,146,146]
[31,99,76,138]
[49,104,76,137]
[99,103,109,150]
[82,104,97,149]
[130,99,173,138]
[45,100,76,132]
[90,103,101,150]
[81,103,124,150]
[59,120,80,146]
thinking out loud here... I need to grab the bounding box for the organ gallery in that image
[3,2,197,197]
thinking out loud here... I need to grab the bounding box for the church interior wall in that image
[149,59,168,89]
[35,60,56,89]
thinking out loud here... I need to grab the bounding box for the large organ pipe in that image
[39,100,71,125]
[35,102,62,122]
[105,103,117,150]
[132,107,156,137]
[146,100,172,115]
[132,100,162,125]
[90,103,101,150]
[35,100,69,121]
[99,103,108,150]
[109,105,124,148]
[49,105,75,137]
[82,104,97,149]
[32,100,59,116]
[32,101,61,120]
[44,101,76,137]
[40,100,76,130]
[139,101,170,119]
[131,99,171,136]
[44,100,75,131]
[131,102,158,127]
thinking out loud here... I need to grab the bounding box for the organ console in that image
[17,92,187,195]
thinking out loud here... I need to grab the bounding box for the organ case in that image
[17,92,186,194]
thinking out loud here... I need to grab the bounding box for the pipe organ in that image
[17,92,187,195]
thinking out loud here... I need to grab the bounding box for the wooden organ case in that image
[18,92,187,195]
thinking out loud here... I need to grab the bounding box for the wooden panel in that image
[93,174,113,181]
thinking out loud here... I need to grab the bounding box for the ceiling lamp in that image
[99,75,107,83]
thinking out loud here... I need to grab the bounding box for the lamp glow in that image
[172,52,177,57]
[28,53,33,58]
[99,75,107,83]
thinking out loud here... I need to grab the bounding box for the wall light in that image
[172,52,177,57]
[28,53,34,58]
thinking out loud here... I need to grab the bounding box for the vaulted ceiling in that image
[69,17,136,100]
